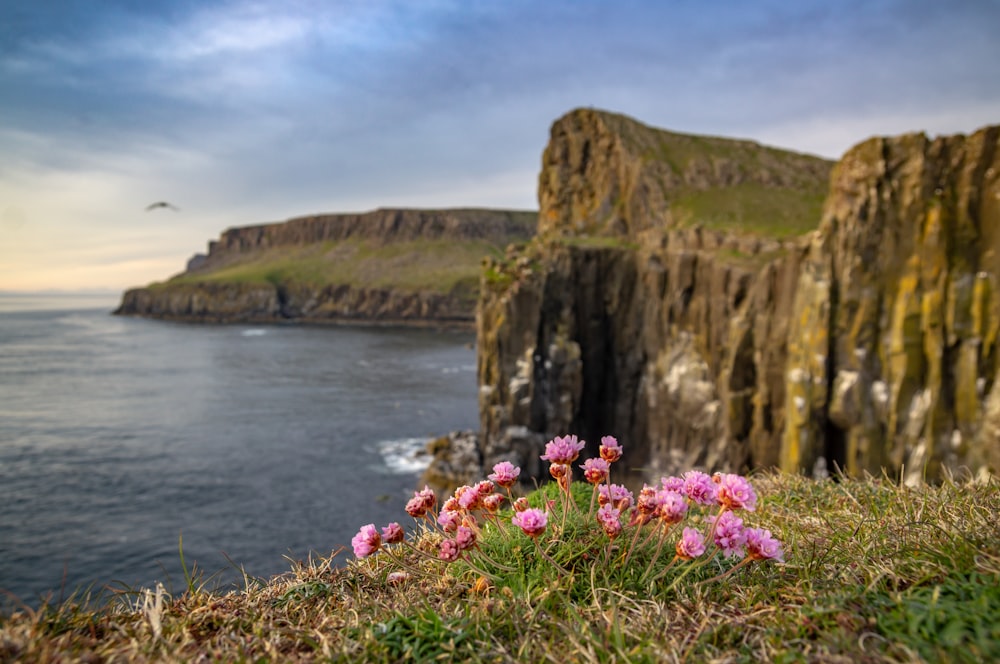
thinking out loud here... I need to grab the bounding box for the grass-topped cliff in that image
[538,108,833,240]
[478,110,1000,489]
[2,472,997,662]
[115,208,536,325]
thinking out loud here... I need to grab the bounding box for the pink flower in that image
[675,527,706,560]
[661,476,684,493]
[656,489,688,524]
[455,485,479,511]
[475,480,495,497]
[387,571,410,586]
[541,435,586,464]
[404,486,436,518]
[548,462,571,481]
[351,524,382,558]
[710,510,747,559]
[439,539,460,562]
[596,505,622,540]
[455,525,477,551]
[597,484,634,510]
[580,457,610,485]
[381,522,405,544]
[636,484,660,516]
[599,436,623,463]
[512,507,548,538]
[715,473,758,512]
[513,497,530,512]
[489,461,521,488]
[745,528,784,562]
[682,471,719,506]
[437,509,462,533]
[482,493,504,512]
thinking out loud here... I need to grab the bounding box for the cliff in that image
[476,108,999,484]
[115,208,535,325]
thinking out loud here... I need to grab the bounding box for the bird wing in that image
[145,202,179,211]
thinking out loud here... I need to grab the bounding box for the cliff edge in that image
[477,108,999,484]
[115,208,535,326]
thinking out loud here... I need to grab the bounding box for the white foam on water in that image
[376,437,432,475]
[240,329,268,337]
[441,364,476,375]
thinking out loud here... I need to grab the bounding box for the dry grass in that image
[2,471,998,663]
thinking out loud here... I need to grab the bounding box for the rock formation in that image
[115,208,535,326]
[477,108,999,484]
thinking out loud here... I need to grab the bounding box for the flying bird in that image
[145,201,179,211]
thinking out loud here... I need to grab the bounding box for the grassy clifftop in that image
[3,472,997,662]
[538,108,833,240]
[117,208,536,324]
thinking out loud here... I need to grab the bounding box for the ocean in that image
[0,294,478,607]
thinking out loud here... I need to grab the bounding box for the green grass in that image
[160,238,508,301]
[2,472,998,662]
[672,183,827,239]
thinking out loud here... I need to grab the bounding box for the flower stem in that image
[381,547,426,578]
[698,556,753,586]
[533,537,571,576]
[470,545,517,573]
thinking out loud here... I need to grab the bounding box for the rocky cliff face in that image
[478,109,999,484]
[784,128,1000,483]
[115,208,534,325]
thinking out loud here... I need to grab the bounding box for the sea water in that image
[0,294,478,606]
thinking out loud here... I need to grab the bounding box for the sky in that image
[2,0,999,293]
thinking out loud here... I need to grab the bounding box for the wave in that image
[376,437,432,475]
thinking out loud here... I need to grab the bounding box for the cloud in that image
[2,0,999,290]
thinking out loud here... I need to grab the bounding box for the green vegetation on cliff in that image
[3,473,997,662]
[117,208,536,324]
[159,237,507,308]
[538,108,833,240]
[672,182,827,239]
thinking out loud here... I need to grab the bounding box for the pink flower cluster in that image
[350,432,784,587]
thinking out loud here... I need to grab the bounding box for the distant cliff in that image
[476,108,999,484]
[115,208,535,326]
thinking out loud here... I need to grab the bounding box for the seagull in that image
[145,201,179,211]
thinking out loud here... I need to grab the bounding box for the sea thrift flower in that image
[404,486,436,518]
[581,457,610,485]
[661,476,684,493]
[636,484,660,515]
[488,461,521,488]
[598,484,634,510]
[715,474,758,512]
[387,571,410,586]
[351,524,382,558]
[513,497,530,512]
[675,527,706,560]
[381,522,404,544]
[482,493,504,512]
[541,435,586,464]
[682,471,719,506]
[599,435,623,463]
[710,510,747,558]
[442,495,461,513]
[437,509,462,533]
[745,528,784,562]
[512,508,548,538]
[475,480,495,497]
[457,485,482,511]
[596,505,623,540]
[455,525,477,551]
[656,489,688,525]
[548,462,571,481]
[439,539,460,562]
